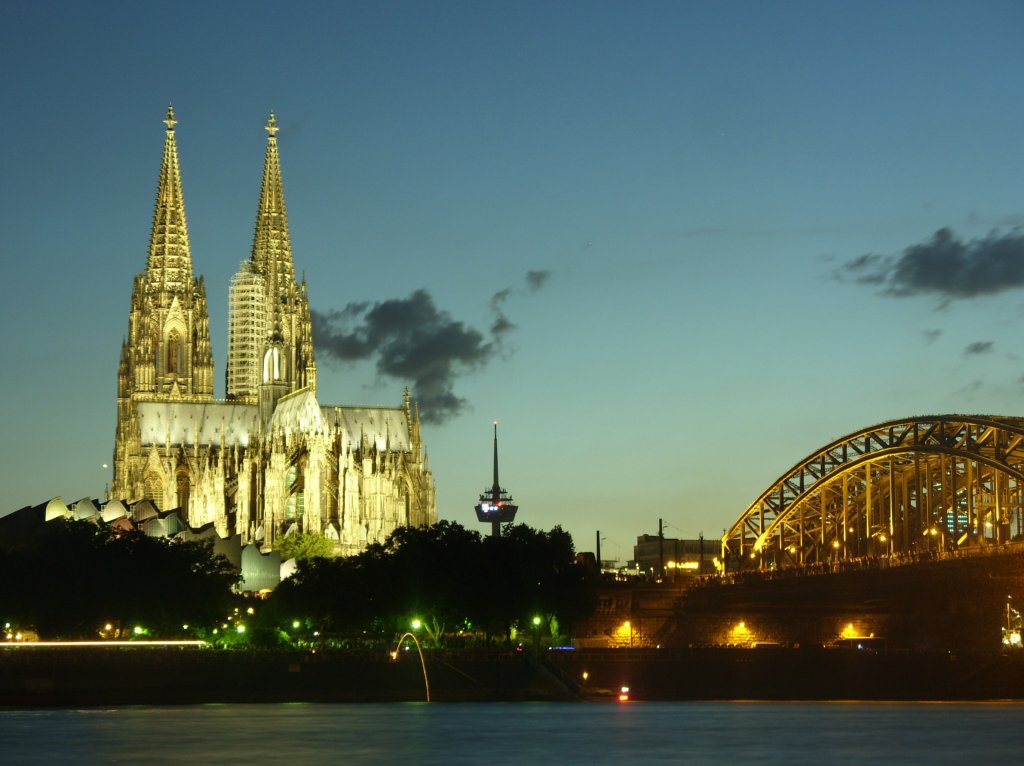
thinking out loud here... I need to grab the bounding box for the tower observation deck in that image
[475,421,518,538]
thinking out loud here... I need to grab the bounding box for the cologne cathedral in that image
[110,107,436,554]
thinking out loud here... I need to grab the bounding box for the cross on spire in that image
[163,104,177,131]
[265,112,279,138]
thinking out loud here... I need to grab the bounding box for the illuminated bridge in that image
[721,416,1024,572]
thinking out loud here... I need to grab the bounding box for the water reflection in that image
[2,701,1021,765]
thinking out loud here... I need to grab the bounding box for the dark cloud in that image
[964,341,994,356]
[922,329,942,344]
[489,288,516,338]
[836,227,1024,299]
[311,272,549,424]
[526,270,551,291]
[838,253,887,286]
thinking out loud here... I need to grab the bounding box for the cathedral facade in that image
[110,107,436,555]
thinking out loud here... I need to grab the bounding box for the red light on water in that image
[618,693,630,702]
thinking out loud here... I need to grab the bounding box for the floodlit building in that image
[633,534,713,577]
[110,107,436,554]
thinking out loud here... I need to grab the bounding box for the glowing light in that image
[582,671,589,682]
[532,616,542,626]
[292,620,301,629]
[133,626,144,635]
[411,618,423,630]
[236,624,246,634]
[1,640,207,648]
[390,631,431,702]
[618,686,630,702]
[246,607,255,615]
[832,540,841,549]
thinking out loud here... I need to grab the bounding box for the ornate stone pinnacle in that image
[265,112,279,138]
[164,104,177,131]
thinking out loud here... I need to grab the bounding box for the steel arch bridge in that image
[721,416,1024,572]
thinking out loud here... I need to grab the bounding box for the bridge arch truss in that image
[721,416,1024,571]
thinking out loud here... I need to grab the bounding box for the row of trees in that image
[0,520,238,638]
[1,519,597,646]
[267,521,597,646]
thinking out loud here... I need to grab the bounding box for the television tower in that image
[474,421,518,538]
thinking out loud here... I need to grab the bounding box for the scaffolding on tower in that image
[226,262,266,401]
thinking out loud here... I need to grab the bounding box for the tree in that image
[0,520,239,639]
[265,520,598,647]
[275,531,335,562]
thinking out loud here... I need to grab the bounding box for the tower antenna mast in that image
[474,421,518,538]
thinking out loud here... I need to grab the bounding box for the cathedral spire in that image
[146,105,193,290]
[251,112,294,291]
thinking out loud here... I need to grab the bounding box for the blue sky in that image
[3,0,1023,562]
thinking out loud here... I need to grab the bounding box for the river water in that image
[1,701,1020,764]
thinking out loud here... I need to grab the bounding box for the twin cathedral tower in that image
[110,107,436,553]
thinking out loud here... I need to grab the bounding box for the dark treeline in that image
[0,520,237,639]
[266,521,597,647]
[0,519,597,647]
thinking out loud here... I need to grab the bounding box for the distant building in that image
[632,534,713,577]
[109,108,436,554]
[0,497,282,592]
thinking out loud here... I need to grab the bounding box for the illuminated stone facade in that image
[111,107,436,554]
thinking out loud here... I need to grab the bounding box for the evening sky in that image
[2,0,1023,562]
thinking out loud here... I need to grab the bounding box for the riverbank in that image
[2,646,1024,705]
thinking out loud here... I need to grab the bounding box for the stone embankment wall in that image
[663,550,1024,652]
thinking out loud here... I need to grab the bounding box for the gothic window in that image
[263,347,285,383]
[143,472,164,510]
[176,469,191,512]
[167,330,183,374]
[285,464,305,520]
